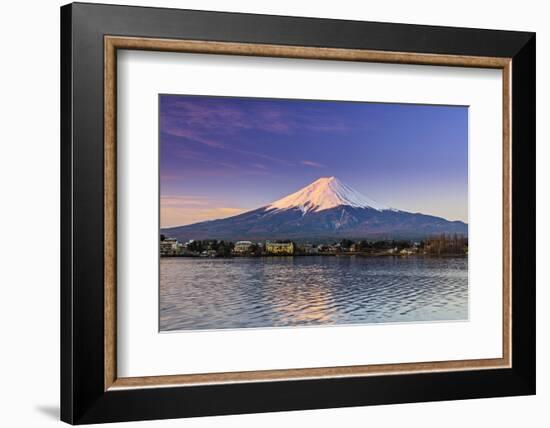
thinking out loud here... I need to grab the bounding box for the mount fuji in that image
[162,177,467,242]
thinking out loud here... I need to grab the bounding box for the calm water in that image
[160,256,468,331]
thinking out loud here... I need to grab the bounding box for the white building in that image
[160,238,179,256]
[234,241,254,253]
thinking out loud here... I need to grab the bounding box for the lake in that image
[160,256,468,331]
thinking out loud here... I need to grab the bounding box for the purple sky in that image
[160,95,468,228]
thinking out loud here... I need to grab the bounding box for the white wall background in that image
[0,0,546,426]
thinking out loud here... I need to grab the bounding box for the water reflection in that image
[160,256,468,331]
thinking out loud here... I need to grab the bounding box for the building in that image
[327,243,341,253]
[233,241,254,254]
[160,238,179,256]
[200,249,218,257]
[266,242,294,255]
[302,243,318,254]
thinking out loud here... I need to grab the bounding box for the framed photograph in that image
[61,2,535,424]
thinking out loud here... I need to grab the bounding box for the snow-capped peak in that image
[266,176,388,213]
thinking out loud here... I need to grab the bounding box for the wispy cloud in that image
[161,195,214,207]
[301,160,326,168]
[160,97,302,170]
[160,194,248,227]
[162,98,297,136]
[160,96,352,145]
[233,147,294,167]
[161,127,224,148]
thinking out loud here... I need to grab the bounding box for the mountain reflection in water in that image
[160,256,468,331]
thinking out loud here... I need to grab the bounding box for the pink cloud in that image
[160,194,249,227]
[301,160,326,168]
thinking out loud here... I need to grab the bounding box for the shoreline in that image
[161,252,467,259]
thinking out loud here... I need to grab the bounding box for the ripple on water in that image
[160,256,468,331]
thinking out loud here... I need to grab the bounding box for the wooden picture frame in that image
[61,2,535,424]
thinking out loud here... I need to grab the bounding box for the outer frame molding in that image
[61,2,535,424]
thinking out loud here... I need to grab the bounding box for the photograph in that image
[159,94,469,331]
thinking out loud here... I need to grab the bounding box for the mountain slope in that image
[162,177,467,242]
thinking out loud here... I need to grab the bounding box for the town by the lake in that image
[160,233,468,259]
